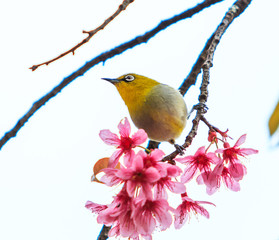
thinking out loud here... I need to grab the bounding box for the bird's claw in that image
[188,103,208,119]
[174,144,185,155]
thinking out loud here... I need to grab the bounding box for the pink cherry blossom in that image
[138,149,168,177]
[154,165,185,199]
[173,193,215,229]
[216,134,258,181]
[216,134,258,163]
[132,197,172,235]
[116,153,161,198]
[175,146,220,183]
[198,163,240,195]
[87,187,133,226]
[99,117,148,168]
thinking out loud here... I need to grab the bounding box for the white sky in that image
[0,0,279,240]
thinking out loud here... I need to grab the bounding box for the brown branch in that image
[97,225,111,240]
[29,0,135,71]
[162,0,253,162]
[178,34,214,96]
[0,0,224,149]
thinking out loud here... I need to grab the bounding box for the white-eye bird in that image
[102,73,187,147]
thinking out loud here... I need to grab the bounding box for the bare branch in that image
[29,0,135,71]
[162,0,252,162]
[0,0,223,151]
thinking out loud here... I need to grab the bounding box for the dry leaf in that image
[269,100,279,136]
[91,157,120,183]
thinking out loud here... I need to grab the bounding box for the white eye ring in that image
[124,75,135,82]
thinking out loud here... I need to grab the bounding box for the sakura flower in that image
[132,197,172,235]
[154,165,186,199]
[85,200,117,225]
[197,163,240,195]
[138,149,168,177]
[86,187,133,226]
[176,146,220,183]
[116,152,161,198]
[99,117,148,168]
[173,193,214,229]
[216,134,258,163]
[216,134,258,180]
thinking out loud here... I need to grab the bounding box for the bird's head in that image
[102,73,160,105]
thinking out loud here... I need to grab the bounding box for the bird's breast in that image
[128,84,187,142]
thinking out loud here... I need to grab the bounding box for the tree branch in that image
[162,0,252,162]
[97,225,111,240]
[0,0,223,151]
[29,0,135,71]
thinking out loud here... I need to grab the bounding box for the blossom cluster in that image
[86,118,258,239]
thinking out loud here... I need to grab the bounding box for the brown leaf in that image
[269,100,279,136]
[91,157,120,183]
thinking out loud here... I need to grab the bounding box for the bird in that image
[102,73,187,150]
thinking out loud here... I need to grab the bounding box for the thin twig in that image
[0,0,223,151]
[29,0,135,71]
[162,0,252,162]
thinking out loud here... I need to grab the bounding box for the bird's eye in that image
[124,75,135,82]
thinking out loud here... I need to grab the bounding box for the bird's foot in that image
[174,144,185,155]
[188,103,208,119]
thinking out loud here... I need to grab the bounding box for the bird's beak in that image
[101,78,120,84]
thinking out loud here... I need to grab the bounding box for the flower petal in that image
[141,182,153,200]
[108,149,124,168]
[167,181,186,194]
[228,162,247,181]
[180,165,198,183]
[123,150,135,167]
[223,175,240,191]
[131,129,148,145]
[118,117,131,137]
[133,155,144,172]
[126,180,137,197]
[194,146,206,156]
[166,165,182,177]
[239,148,259,156]
[150,149,165,160]
[173,205,188,229]
[193,204,210,218]
[175,155,194,164]
[153,202,172,230]
[207,152,222,164]
[234,134,246,147]
[145,167,161,183]
[116,168,134,180]
[100,168,121,186]
[99,129,121,145]
[85,201,107,213]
